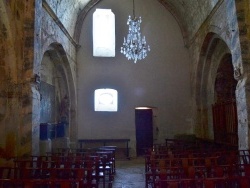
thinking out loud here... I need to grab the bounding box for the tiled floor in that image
[112,157,145,188]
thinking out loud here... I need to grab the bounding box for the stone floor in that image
[112,157,146,188]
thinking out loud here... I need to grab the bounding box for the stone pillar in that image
[30,84,40,156]
[236,77,249,150]
[235,0,250,149]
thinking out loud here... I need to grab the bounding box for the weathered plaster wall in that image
[35,0,250,152]
[43,0,90,37]
[34,0,78,148]
[0,0,79,163]
[1,0,250,163]
[77,0,192,156]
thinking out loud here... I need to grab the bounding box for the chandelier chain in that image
[133,0,135,18]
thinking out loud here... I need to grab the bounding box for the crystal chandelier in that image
[120,0,150,63]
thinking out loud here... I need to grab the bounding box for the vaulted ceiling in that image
[45,0,219,43]
[158,0,219,38]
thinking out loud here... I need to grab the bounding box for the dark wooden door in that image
[212,101,238,146]
[135,109,153,156]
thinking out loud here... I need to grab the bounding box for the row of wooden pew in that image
[145,140,250,188]
[0,146,116,188]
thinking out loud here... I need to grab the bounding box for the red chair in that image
[204,177,229,188]
[98,147,116,174]
[244,164,250,177]
[156,180,179,188]
[203,178,216,188]
[239,176,250,187]
[99,155,113,188]
[84,158,99,188]
[213,166,224,177]
[0,167,23,188]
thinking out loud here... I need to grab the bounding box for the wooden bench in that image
[78,139,130,159]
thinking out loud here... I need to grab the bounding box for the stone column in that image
[236,76,249,150]
[235,0,250,150]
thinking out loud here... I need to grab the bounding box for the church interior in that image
[1,0,250,187]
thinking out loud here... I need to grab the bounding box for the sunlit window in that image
[93,9,115,57]
[95,88,118,112]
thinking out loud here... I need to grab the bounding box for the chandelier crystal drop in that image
[120,0,150,63]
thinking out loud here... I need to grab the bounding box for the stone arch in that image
[195,32,234,139]
[40,42,77,148]
[74,0,100,43]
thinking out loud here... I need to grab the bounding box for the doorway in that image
[135,107,153,156]
[212,54,238,146]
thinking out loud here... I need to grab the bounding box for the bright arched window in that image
[94,88,118,112]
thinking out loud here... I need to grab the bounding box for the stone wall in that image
[235,0,250,149]
[0,0,36,163]
[76,0,193,156]
[44,0,89,37]
[34,0,78,151]
[35,0,250,151]
[1,0,250,163]
[0,0,78,163]
[188,0,246,147]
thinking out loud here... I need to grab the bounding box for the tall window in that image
[93,9,115,57]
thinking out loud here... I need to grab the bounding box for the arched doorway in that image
[212,54,238,146]
[40,50,69,126]
[195,32,238,147]
[39,43,76,154]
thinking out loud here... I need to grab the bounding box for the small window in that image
[94,88,118,112]
[93,9,115,57]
